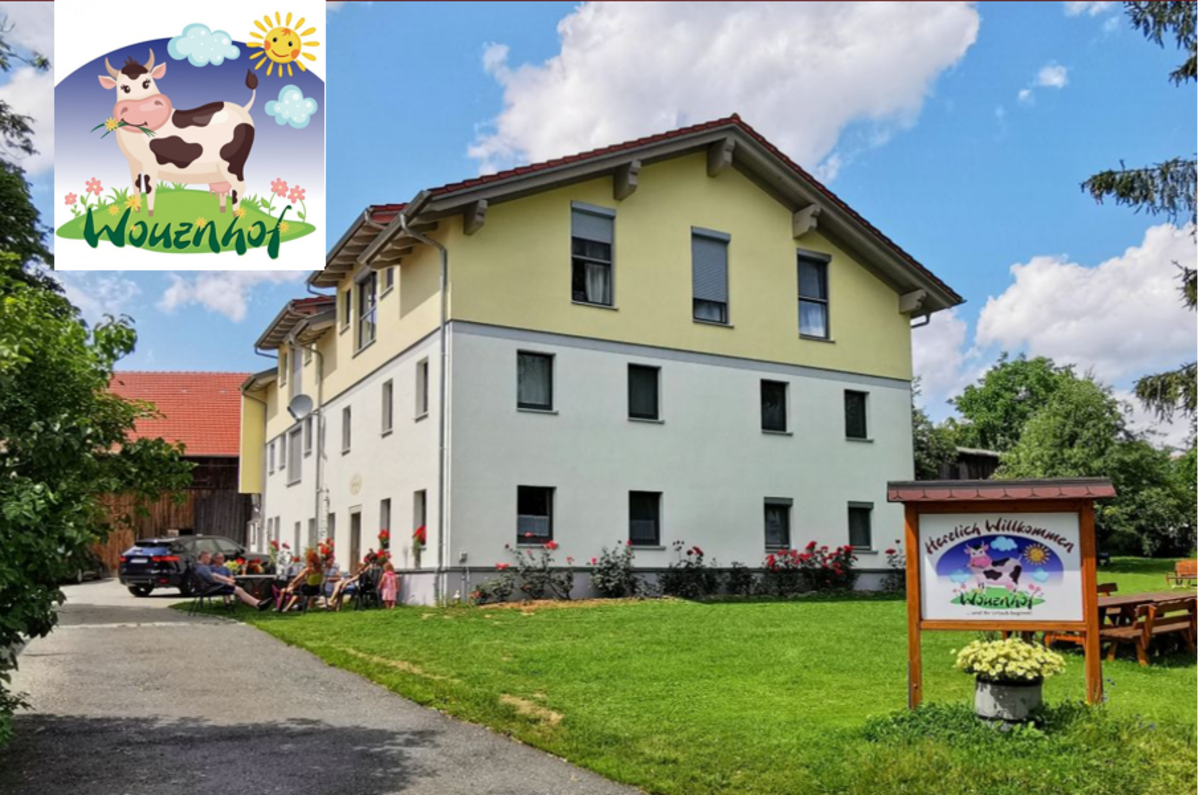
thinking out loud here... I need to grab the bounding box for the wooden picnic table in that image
[1099,591,1196,625]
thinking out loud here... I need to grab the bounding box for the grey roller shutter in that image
[692,233,728,303]
[571,208,614,244]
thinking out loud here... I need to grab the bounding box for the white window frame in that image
[342,406,352,454]
[382,379,394,434]
[416,358,430,419]
[286,425,303,485]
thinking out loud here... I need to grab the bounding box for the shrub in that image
[658,541,721,599]
[503,542,575,600]
[796,541,858,591]
[471,575,514,605]
[761,549,807,596]
[881,539,905,593]
[589,543,645,598]
[725,562,756,595]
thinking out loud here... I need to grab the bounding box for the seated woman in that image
[279,548,325,613]
[327,553,383,611]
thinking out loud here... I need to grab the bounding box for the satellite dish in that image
[288,394,314,421]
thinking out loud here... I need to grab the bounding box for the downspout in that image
[398,210,450,604]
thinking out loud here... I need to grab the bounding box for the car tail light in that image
[152,555,180,563]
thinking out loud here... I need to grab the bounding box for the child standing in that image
[379,561,399,609]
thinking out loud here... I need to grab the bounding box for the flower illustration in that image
[103,117,119,132]
[279,221,291,233]
[232,205,247,219]
[85,178,103,196]
[64,193,78,206]
[107,205,119,216]
[288,185,305,203]
[195,217,208,229]
[271,178,289,196]
[125,194,142,212]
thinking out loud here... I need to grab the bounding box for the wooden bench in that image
[1100,598,1196,666]
[1043,583,1120,648]
[1166,560,1197,588]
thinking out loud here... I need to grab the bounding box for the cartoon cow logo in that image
[963,542,1024,592]
[97,50,256,217]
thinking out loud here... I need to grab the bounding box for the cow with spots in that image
[98,50,256,217]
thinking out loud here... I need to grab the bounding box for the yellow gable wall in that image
[238,392,267,494]
[447,152,914,382]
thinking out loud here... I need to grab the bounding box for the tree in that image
[1084,2,1197,430]
[0,20,191,745]
[999,376,1127,479]
[950,354,1074,452]
[912,380,957,480]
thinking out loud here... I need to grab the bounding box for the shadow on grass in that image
[1101,556,1188,576]
[0,714,438,795]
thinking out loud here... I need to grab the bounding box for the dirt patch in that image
[480,597,648,614]
[337,647,460,684]
[500,694,563,727]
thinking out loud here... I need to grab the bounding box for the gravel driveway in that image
[0,579,635,795]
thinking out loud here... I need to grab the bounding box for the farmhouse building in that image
[238,115,963,603]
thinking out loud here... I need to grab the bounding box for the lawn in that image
[56,185,314,255]
[201,558,1197,794]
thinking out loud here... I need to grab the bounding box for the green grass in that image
[186,558,1196,794]
[55,186,314,254]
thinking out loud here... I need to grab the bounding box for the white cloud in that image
[0,65,53,173]
[912,308,985,411]
[976,224,1197,384]
[157,271,307,322]
[469,2,979,176]
[56,272,142,325]
[1064,1,1116,17]
[1115,388,1193,449]
[0,1,53,59]
[1017,88,1034,105]
[1035,63,1069,89]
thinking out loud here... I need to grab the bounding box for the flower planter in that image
[975,677,1043,723]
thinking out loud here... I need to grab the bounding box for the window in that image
[798,254,830,339]
[340,289,352,328]
[413,490,427,547]
[692,228,730,324]
[287,426,302,484]
[764,499,792,550]
[761,380,788,433]
[356,272,378,349]
[416,358,429,417]
[279,432,287,470]
[845,390,868,439]
[342,406,352,452]
[278,348,288,386]
[517,486,554,543]
[289,344,302,398]
[382,379,394,434]
[383,266,395,293]
[268,440,275,474]
[629,491,661,547]
[294,521,302,555]
[517,352,553,411]
[303,415,313,456]
[327,512,336,544]
[628,364,660,421]
[849,503,873,549]
[571,203,614,306]
[380,498,391,536]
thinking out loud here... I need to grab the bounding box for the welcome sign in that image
[920,512,1083,622]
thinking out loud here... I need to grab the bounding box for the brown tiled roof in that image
[887,479,1117,503]
[109,372,249,457]
[360,114,961,303]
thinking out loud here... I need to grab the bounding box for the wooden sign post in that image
[887,478,1115,708]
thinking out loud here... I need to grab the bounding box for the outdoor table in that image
[1098,591,1196,625]
[234,574,276,600]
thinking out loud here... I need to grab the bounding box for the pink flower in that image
[566,557,575,564]
[64,193,78,206]
[288,185,305,203]
[85,178,103,196]
[496,563,510,571]
[545,540,560,551]
[590,557,598,566]
[271,178,289,197]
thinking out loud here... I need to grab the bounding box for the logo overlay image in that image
[53,1,325,269]
[919,513,1084,623]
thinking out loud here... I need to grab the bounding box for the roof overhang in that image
[317,117,963,312]
[254,298,336,349]
[887,478,1116,504]
[242,367,277,393]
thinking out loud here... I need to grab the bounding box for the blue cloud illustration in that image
[265,85,319,129]
[949,570,972,585]
[1032,569,1050,583]
[990,536,1018,552]
[168,24,240,67]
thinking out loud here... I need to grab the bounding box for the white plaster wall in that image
[447,324,914,575]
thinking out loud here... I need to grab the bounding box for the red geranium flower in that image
[590,557,598,565]
[545,540,559,551]
[885,548,896,555]
[497,563,509,571]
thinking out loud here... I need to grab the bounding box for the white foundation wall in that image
[262,331,443,594]
[446,323,914,576]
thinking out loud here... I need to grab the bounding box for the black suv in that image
[118,535,270,597]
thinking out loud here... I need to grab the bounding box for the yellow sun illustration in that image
[1023,543,1052,566]
[249,11,320,77]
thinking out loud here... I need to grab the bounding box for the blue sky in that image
[4,1,1196,442]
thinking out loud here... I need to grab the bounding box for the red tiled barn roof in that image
[108,372,250,457]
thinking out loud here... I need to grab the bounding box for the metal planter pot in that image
[975,677,1043,723]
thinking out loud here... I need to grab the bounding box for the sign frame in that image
[887,478,1117,708]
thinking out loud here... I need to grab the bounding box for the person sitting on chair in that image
[279,548,325,612]
[211,552,232,578]
[194,550,271,611]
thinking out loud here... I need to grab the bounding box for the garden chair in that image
[186,568,234,617]
[1166,560,1197,588]
[1100,598,1197,666]
[352,567,382,611]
